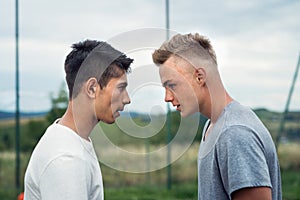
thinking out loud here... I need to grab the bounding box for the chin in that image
[108,117,116,123]
[101,116,116,124]
[106,120,115,124]
[102,119,115,124]
[180,110,196,118]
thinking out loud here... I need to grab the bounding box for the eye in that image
[167,83,176,90]
[118,85,126,92]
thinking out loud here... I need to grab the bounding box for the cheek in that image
[111,90,121,106]
[95,92,112,113]
[180,83,198,103]
[175,84,188,99]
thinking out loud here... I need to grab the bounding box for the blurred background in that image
[1,0,300,199]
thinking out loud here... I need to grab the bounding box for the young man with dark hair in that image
[24,40,133,200]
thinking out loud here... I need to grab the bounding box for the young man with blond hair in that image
[152,33,281,200]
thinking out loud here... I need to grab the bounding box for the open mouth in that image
[113,111,120,118]
[114,108,124,118]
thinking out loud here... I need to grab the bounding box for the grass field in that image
[0,143,300,199]
[278,143,300,170]
[105,184,198,200]
[104,170,300,200]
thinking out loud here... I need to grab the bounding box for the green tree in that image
[46,82,68,123]
[21,82,69,152]
[21,119,48,152]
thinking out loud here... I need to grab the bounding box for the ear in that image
[194,68,206,86]
[85,77,98,98]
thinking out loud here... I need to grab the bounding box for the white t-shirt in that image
[24,120,103,200]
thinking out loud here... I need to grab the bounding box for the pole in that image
[166,0,170,40]
[275,53,300,149]
[166,104,172,190]
[146,139,150,185]
[165,0,172,190]
[15,0,21,192]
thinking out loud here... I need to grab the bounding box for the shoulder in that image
[219,101,269,148]
[27,123,90,176]
[220,125,261,142]
[36,123,86,156]
[223,101,260,126]
[217,124,265,155]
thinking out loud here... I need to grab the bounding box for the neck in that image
[59,101,96,141]
[210,92,233,123]
[203,91,232,140]
[206,77,233,124]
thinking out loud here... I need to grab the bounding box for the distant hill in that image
[1,108,299,122]
[253,108,300,121]
[0,110,150,121]
[0,110,147,121]
[0,111,48,120]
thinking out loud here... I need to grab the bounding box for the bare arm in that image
[232,187,271,200]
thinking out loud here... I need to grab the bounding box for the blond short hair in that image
[152,33,217,67]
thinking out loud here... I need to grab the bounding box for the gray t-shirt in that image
[198,101,281,200]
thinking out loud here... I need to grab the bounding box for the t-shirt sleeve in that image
[216,125,272,196]
[39,154,91,200]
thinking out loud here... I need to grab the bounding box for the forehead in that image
[107,73,128,86]
[159,56,190,83]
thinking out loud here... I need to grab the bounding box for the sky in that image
[0,0,300,113]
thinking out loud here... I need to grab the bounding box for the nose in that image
[164,88,174,103]
[123,90,131,105]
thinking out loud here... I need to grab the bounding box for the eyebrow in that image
[162,80,171,87]
[118,82,128,87]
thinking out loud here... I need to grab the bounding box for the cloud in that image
[0,90,51,112]
[1,0,299,112]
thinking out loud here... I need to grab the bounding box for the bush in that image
[21,119,48,152]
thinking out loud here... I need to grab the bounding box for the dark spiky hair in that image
[64,39,133,99]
